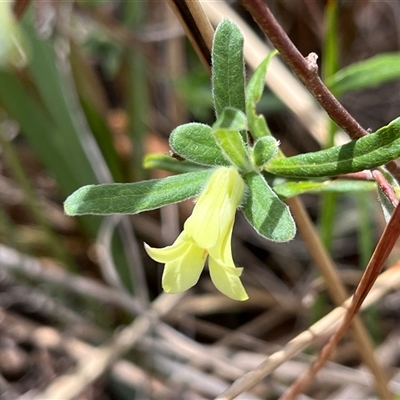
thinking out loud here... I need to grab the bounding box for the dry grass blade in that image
[279,203,400,399]
[215,261,400,400]
[34,292,185,399]
[167,0,213,70]
[0,309,177,399]
[287,197,391,398]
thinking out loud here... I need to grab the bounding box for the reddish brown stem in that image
[373,170,399,207]
[241,0,400,182]
[280,202,400,399]
[241,0,367,140]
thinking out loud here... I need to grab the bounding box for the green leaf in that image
[213,107,247,131]
[273,179,376,199]
[253,136,280,167]
[212,107,251,171]
[265,117,400,178]
[64,170,212,216]
[212,19,246,118]
[246,52,277,138]
[169,122,229,166]
[143,153,208,173]
[242,172,296,242]
[327,53,400,96]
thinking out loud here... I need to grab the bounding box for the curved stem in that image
[242,0,367,139]
[242,0,400,188]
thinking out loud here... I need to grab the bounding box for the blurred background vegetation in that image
[2,0,400,399]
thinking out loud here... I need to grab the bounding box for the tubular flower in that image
[145,167,248,301]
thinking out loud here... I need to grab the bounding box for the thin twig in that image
[372,170,399,207]
[215,262,400,400]
[241,0,366,140]
[286,197,391,399]
[241,0,400,182]
[35,292,184,400]
[0,308,177,399]
[279,203,400,400]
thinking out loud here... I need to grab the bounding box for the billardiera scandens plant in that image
[64,19,400,301]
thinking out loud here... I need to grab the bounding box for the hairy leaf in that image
[212,19,246,118]
[64,170,212,216]
[169,123,228,166]
[242,172,296,242]
[253,136,280,167]
[265,117,400,177]
[246,51,277,138]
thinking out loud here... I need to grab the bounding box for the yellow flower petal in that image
[145,233,207,294]
[185,167,244,249]
[144,233,188,263]
[208,215,235,265]
[209,257,248,301]
[145,167,248,301]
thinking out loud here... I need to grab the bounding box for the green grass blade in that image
[327,53,400,96]
[212,19,246,118]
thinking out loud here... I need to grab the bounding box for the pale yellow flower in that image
[145,167,248,301]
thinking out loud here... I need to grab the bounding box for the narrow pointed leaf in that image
[273,179,376,199]
[212,19,246,118]
[242,172,296,242]
[64,170,212,216]
[169,123,229,166]
[265,117,400,178]
[246,51,277,138]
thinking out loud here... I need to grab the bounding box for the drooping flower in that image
[145,166,248,301]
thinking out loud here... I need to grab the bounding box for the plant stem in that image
[280,201,400,400]
[242,0,400,182]
[242,0,366,139]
